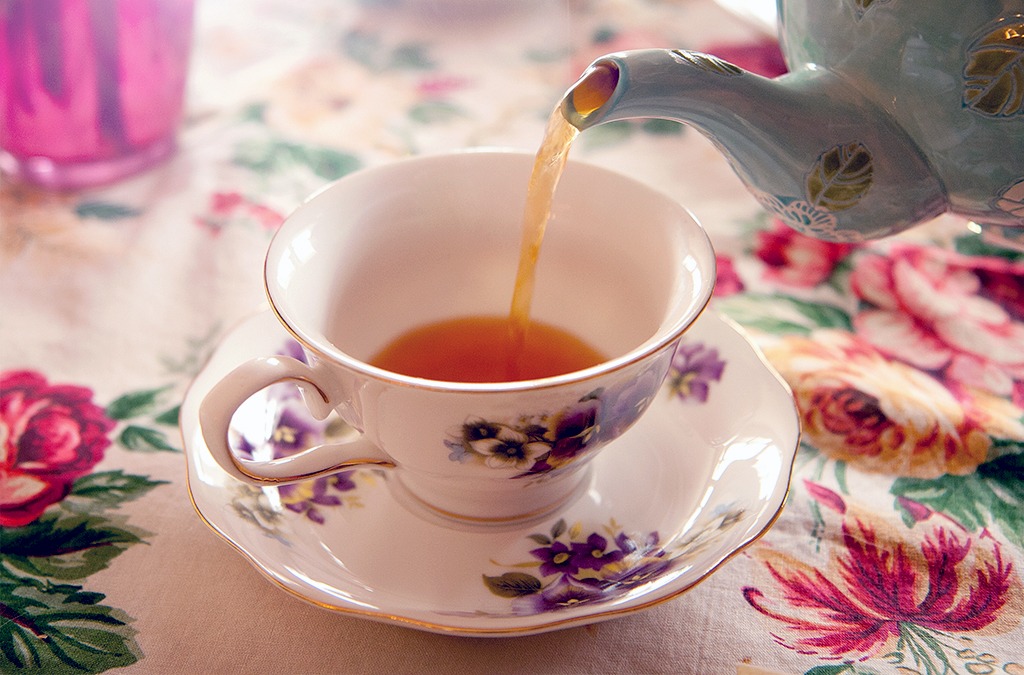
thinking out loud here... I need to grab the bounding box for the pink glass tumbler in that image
[0,0,195,190]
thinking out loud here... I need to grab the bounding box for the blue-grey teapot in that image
[563,0,1024,244]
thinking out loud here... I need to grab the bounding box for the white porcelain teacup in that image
[199,150,715,527]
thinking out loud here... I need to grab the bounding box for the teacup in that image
[199,150,715,527]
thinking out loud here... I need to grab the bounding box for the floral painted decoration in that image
[667,341,726,403]
[445,340,724,477]
[230,341,367,525]
[483,519,668,614]
[483,508,746,616]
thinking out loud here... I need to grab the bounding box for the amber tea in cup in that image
[369,315,607,383]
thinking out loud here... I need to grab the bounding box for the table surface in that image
[2,1,1023,673]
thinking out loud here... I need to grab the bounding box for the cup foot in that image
[0,135,177,190]
[386,468,594,533]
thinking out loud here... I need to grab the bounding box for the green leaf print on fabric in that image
[107,387,182,453]
[892,452,1024,548]
[73,201,141,221]
[118,425,178,452]
[232,139,361,181]
[0,576,141,672]
[106,387,170,420]
[717,293,853,335]
[65,471,167,513]
[341,30,435,71]
[0,512,143,580]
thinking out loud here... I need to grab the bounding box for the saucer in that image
[181,309,799,636]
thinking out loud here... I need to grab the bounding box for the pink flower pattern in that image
[755,218,856,287]
[744,484,1019,666]
[851,245,1024,400]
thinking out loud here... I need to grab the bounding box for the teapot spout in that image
[563,49,949,242]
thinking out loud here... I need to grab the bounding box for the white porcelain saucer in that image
[181,309,799,636]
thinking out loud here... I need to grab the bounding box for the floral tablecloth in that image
[2,1,1023,673]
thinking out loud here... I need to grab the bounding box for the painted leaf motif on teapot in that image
[963,18,1024,118]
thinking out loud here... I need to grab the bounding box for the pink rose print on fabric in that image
[851,245,1024,402]
[755,218,856,287]
[764,330,1024,478]
[713,254,744,297]
[743,483,1020,669]
[0,370,115,527]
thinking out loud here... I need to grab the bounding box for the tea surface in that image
[369,315,606,382]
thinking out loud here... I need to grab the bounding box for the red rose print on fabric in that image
[0,370,115,527]
[755,218,856,287]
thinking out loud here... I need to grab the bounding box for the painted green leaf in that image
[891,453,1024,548]
[64,471,167,512]
[118,425,179,453]
[0,512,142,580]
[483,573,542,598]
[995,178,1024,218]
[963,20,1024,117]
[0,578,140,672]
[106,387,169,420]
[671,50,743,76]
[806,141,873,211]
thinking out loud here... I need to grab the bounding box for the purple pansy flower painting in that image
[230,341,368,526]
[446,340,725,478]
[445,385,652,478]
[668,341,726,403]
[483,507,745,615]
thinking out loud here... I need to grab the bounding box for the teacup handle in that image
[199,355,395,486]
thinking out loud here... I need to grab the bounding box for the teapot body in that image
[565,1,1023,244]
[778,0,1024,229]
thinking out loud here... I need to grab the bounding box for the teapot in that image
[562,0,1024,244]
